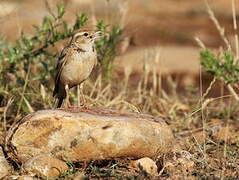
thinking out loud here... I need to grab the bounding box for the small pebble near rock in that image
[132,157,158,175]
[23,154,68,178]
[11,175,35,180]
[0,146,11,179]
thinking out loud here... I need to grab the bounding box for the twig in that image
[16,64,31,117]
[187,95,232,119]
[44,0,56,19]
[231,0,239,62]
[204,0,232,51]
[202,77,217,100]
[3,97,13,133]
[227,84,239,101]
[195,36,216,101]
[195,37,206,49]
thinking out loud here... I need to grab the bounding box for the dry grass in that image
[45,44,239,178]
[0,0,239,179]
[1,39,238,178]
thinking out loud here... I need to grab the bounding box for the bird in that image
[53,30,100,108]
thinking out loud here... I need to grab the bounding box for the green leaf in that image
[73,13,88,30]
[200,49,239,84]
[42,16,53,32]
[57,4,65,18]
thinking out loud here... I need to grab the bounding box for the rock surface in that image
[23,154,68,178]
[5,107,175,163]
[11,175,36,180]
[0,146,11,179]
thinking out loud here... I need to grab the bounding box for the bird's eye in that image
[83,33,89,36]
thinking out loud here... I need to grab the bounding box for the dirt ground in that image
[0,0,239,179]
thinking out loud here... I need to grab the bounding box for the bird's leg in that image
[65,84,71,108]
[79,83,86,106]
[77,85,80,107]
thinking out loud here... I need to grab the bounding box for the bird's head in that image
[72,30,101,45]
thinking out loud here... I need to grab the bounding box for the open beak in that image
[93,31,102,40]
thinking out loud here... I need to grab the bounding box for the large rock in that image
[5,107,175,164]
[0,146,11,179]
[23,154,68,177]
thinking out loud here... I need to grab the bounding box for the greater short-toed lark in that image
[53,30,100,108]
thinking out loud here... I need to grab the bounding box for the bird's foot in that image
[63,101,72,109]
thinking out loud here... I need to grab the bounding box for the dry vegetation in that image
[0,0,239,179]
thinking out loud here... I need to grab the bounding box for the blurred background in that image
[1,1,239,178]
[0,0,237,91]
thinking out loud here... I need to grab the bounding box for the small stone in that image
[132,157,158,175]
[0,146,11,179]
[164,151,194,176]
[16,175,35,180]
[23,154,68,178]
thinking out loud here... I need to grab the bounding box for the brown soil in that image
[0,1,239,179]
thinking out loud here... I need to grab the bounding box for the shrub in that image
[200,49,239,84]
[0,4,122,116]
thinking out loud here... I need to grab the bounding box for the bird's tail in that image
[53,82,66,108]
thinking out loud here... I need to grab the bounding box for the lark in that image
[53,30,100,108]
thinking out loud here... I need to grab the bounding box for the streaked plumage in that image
[53,30,99,108]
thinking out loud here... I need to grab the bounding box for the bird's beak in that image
[93,31,102,40]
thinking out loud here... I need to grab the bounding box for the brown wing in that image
[53,46,69,97]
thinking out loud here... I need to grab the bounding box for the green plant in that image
[95,20,122,81]
[200,49,239,84]
[1,5,87,72]
[0,4,122,116]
